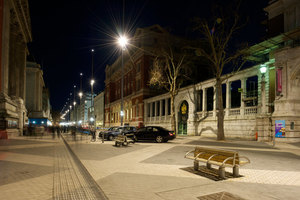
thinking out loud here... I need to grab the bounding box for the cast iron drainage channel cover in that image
[197,192,245,200]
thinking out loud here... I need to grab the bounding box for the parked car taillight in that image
[169,132,174,136]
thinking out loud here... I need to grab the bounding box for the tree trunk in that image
[170,94,177,135]
[216,79,225,140]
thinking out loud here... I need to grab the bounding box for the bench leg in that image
[233,165,239,177]
[206,163,212,169]
[194,160,199,171]
[218,166,225,179]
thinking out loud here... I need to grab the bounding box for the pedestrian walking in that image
[91,127,96,142]
[57,126,61,138]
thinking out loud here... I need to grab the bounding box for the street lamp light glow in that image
[260,64,267,74]
[90,79,95,86]
[90,117,94,122]
[118,36,128,49]
[78,92,83,98]
[73,101,76,106]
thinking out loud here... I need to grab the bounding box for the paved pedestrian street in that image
[0,135,107,200]
[1,134,300,200]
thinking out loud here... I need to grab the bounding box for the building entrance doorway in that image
[178,101,188,135]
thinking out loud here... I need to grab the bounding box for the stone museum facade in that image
[144,0,300,142]
[0,0,32,137]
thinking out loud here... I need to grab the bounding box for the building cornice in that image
[10,0,32,43]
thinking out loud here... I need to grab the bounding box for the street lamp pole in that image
[121,49,124,126]
[118,36,128,126]
[79,73,83,99]
[91,49,95,127]
[73,85,77,124]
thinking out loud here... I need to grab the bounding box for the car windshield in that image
[111,127,119,131]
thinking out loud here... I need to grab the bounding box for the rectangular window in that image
[136,79,141,91]
[152,102,155,117]
[136,62,141,73]
[162,100,165,116]
[207,87,214,111]
[147,103,150,117]
[168,98,171,115]
[196,90,203,112]
[157,101,160,116]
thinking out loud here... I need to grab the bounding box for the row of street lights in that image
[60,35,128,128]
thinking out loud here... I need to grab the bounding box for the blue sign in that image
[275,120,285,138]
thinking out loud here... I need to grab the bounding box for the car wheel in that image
[108,135,115,141]
[156,136,163,143]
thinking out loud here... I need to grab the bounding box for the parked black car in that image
[134,126,175,143]
[98,126,137,141]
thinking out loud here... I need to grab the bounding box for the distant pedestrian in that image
[57,126,61,138]
[91,127,96,142]
[51,126,55,139]
[71,126,76,140]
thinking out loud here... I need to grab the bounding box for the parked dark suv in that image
[98,126,136,141]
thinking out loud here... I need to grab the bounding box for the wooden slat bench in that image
[185,146,250,179]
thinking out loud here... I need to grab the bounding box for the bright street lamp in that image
[90,79,95,86]
[260,64,267,74]
[118,36,128,50]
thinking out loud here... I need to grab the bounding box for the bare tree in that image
[194,6,248,140]
[149,43,189,135]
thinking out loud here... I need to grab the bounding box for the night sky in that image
[28,0,268,112]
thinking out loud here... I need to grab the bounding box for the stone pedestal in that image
[0,92,19,137]
[256,114,272,142]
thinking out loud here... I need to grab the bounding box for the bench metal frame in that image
[185,147,250,179]
[115,134,136,147]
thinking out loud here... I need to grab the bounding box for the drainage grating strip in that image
[53,136,108,200]
[197,191,246,200]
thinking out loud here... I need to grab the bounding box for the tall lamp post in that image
[118,36,128,126]
[73,85,77,124]
[79,73,83,99]
[90,49,95,127]
[78,73,83,126]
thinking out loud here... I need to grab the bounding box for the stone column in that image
[165,98,168,119]
[160,100,163,120]
[240,78,246,116]
[9,24,19,97]
[150,102,153,120]
[0,0,10,94]
[213,86,217,117]
[202,88,207,112]
[226,82,231,117]
[145,103,148,119]
[17,40,26,100]
[261,76,267,114]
